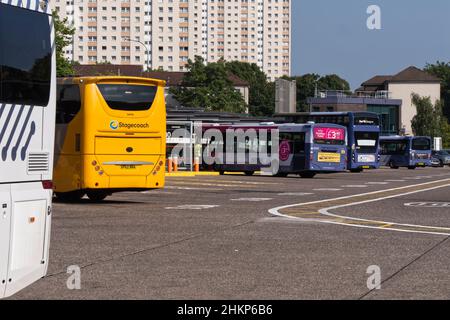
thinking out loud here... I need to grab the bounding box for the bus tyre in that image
[274,173,288,178]
[219,171,225,175]
[55,191,85,203]
[389,161,399,169]
[87,191,109,202]
[350,168,363,173]
[300,172,316,179]
[244,171,255,176]
[408,166,416,170]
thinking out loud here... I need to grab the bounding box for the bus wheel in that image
[55,191,85,203]
[274,173,288,178]
[389,161,399,169]
[408,166,416,170]
[350,168,363,173]
[300,172,316,179]
[244,171,255,176]
[219,171,225,175]
[86,191,109,202]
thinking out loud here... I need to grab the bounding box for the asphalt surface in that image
[10,167,450,300]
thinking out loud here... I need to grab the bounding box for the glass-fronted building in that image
[306,91,402,136]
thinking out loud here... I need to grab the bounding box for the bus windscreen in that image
[97,84,157,111]
[412,138,431,151]
[0,3,51,106]
[355,132,379,153]
[313,127,345,145]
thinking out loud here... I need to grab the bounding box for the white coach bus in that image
[0,0,56,298]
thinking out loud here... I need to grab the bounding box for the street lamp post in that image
[124,37,150,71]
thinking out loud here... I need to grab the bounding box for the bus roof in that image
[380,135,431,140]
[201,123,276,131]
[1,0,50,14]
[278,111,379,117]
[278,123,347,131]
[57,76,166,87]
[201,123,346,131]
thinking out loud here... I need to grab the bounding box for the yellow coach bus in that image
[54,76,166,201]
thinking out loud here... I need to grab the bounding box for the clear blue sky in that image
[292,0,450,89]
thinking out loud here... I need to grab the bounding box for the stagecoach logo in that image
[110,120,119,130]
[110,120,150,130]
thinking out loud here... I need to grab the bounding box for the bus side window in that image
[56,85,81,124]
[293,133,305,153]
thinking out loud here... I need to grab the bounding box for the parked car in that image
[431,156,441,167]
[431,150,450,167]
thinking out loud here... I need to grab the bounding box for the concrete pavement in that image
[10,167,450,300]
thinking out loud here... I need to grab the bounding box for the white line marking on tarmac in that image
[269,179,450,236]
[278,192,314,196]
[405,202,450,208]
[385,180,405,182]
[366,182,388,185]
[165,205,220,210]
[342,185,368,188]
[141,191,177,195]
[199,180,280,186]
[231,198,273,202]
[165,186,223,191]
[313,188,343,191]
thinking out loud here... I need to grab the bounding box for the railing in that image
[314,90,392,99]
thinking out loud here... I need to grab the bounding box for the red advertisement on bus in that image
[313,127,345,141]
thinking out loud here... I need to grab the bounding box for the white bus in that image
[0,0,56,298]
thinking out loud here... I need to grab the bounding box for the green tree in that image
[424,61,450,121]
[318,74,351,92]
[284,74,350,112]
[442,121,450,148]
[411,94,445,139]
[52,10,75,77]
[170,56,246,113]
[225,61,275,116]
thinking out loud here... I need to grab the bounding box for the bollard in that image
[173,156,179,172]
[167,157,173,173]
[194,157,200,172]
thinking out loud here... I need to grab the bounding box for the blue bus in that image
[278,112,381,172]
[275,124,348,178]
[379,136,432,169]
[201,123,348,178]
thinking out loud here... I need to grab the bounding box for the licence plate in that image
[121,165,136,170]
[318,152,341,163]
[417,162,424,166]
[358,155,375,163]
[362,166,370,169]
